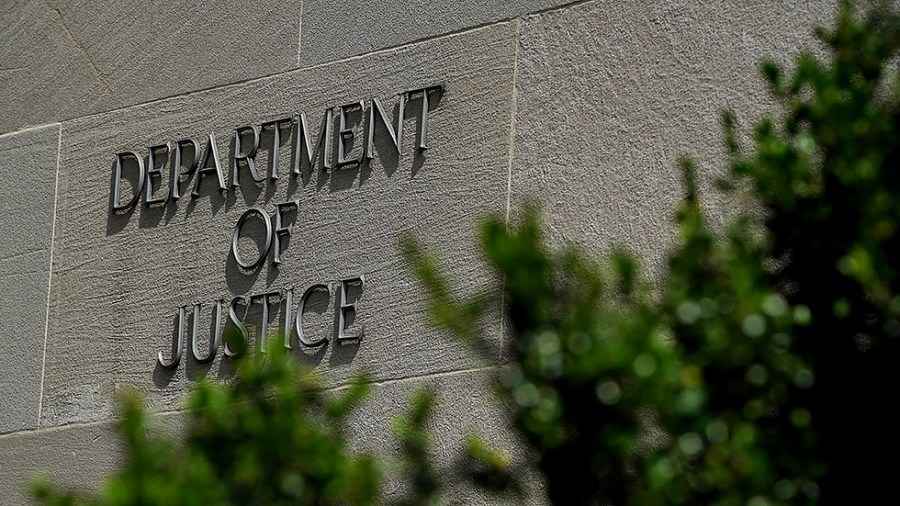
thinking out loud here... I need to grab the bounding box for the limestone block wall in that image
[0,1,834,503]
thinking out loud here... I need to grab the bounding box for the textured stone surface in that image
[0,0,302,134]
[0,1,106,135]
[40,23,516,427]
[348,368,547,504]
[512,0,835,275]
[298,0,571,66]
[1,368,541,505]
[0,124,60,434]
[0,421,121,505]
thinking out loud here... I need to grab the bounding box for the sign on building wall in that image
[108,86,444,369]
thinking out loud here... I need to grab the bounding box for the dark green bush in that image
[33,345,381,506]
[404,2,900,504]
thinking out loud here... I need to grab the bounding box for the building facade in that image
[0,1,834,503]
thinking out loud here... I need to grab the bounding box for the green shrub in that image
[32,347,380,506]
[404,2,900,504]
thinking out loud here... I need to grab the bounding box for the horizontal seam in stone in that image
[0,122,61,140]
[0,365,504,439]
[0,0,597,138]
[361,364,502,388]
[297,17,526,72]
[300,0,597,73]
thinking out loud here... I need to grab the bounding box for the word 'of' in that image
[231,201,298,269]
[112,85,444,211]
[157,277,365,369]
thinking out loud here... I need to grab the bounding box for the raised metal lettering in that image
[296,283,331,346]
[292,109,333,173]
[366,94,405,159]
[170,138,200,201]
[338,276,365,341]
[157,305,185,369]
[225,295,250,357]
[231,207,273,269]
[191,300,223,363]
[192,133,227,196]
[231,125,263,188]
[111,151,145,212]
[251,290,281,353]
[272,200,298,265]
[144,143,171,206]
[282,288,294,349]
[337,101,365,167]
[412,84,445,150]
[261,117,292,180]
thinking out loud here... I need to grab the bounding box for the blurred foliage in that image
[32,345,381,506]
[403,2,900,504]
[31,340,504,506]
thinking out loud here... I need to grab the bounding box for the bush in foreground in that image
[405,2,899,504]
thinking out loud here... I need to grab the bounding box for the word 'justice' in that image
[158,278,365,369]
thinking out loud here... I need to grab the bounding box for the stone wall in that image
[0,1,835,503]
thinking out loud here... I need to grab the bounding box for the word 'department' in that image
[105,84,445,371]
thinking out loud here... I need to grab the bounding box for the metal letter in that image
[337,101,365,168]
[111,151,145,212]
[251,290,281,354]
[295,283,331,346]
[272,200,298,265]
[282,288,294,349]
[225,295,249,357]
[409,84,444,150]
[261,117,292,180]
[191,300,223,363]
[231,207,273,269]
[292,109,333,173]
[192,133,227,196]
[366,94,405,159]
[231,125,263,188]
[144,143,171,206]
[158,305,185,368]
[338,276,365,341]
[170,138,200,201]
